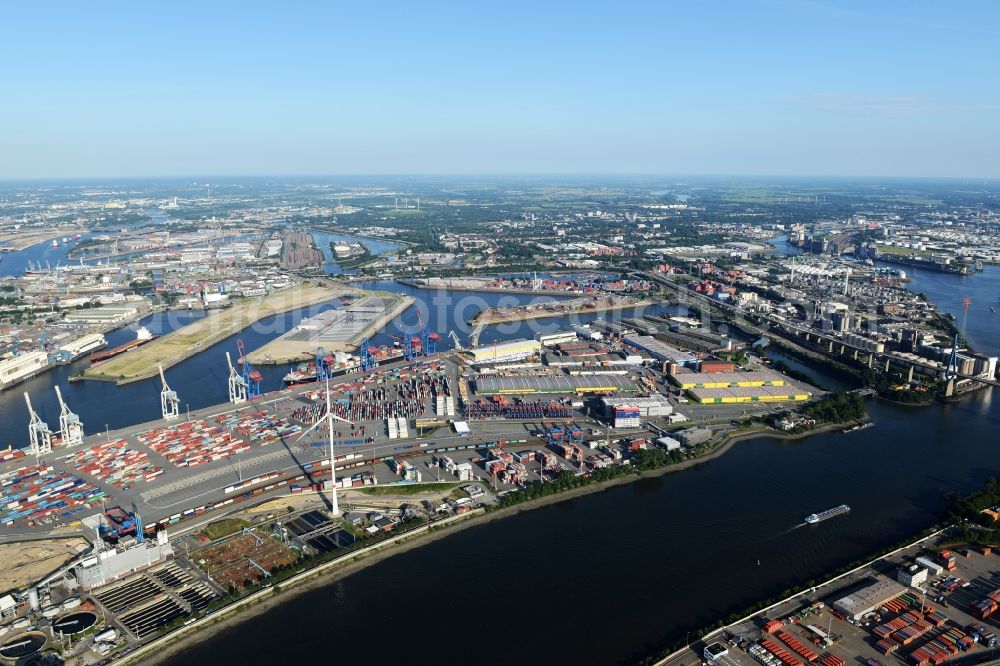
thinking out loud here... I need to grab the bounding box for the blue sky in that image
[1,1,998,179]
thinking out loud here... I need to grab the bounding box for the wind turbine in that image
[295,379,352,516]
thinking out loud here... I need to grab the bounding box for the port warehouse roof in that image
[670,369,789,390]
[687,385,812,404]
[623,335,698,365]
[467,339,542,362]
[474,374,638,395]
[831,578,908,621]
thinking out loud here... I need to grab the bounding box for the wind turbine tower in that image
[158,364,180,420]
[54,385,84,447]
[295,380,352,516]
[226,352,248,404]
[24,393,53,458]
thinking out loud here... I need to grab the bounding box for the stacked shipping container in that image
[138,419,249,468]
[62,439,163,488]
[0,463,107,526]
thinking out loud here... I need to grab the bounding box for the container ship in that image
[805,504,851,524]
[282,346,405,384]
[88,326,157,365]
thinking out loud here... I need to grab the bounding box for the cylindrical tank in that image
[61,597,81,611]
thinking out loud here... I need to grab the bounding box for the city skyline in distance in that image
[2,1,999,180]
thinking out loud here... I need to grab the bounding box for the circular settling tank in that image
[0,631,46,659]
[51,611,97,635]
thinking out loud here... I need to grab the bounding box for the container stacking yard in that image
[1,464,108,527]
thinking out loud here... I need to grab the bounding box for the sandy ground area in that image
[0,537,89,592]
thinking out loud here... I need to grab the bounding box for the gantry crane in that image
[158,364,179,420]
[236,339,261,398]
[469,322,484,349]
[226,351,248,404]
[24,392,53,458]
[54,385,84,447]
[359,338,377,372]
[311,347,332,382]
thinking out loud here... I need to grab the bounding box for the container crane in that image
[359,338,377,372]
[24,392,53,458]
[417,310,439,356]
[311,347,332,382]
[469,322,484,349]
[236,339,261,398]
[158,364,180,420]
[54,385,84,447]
[226,351,248,404]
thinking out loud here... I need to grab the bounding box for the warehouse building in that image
[669,369,787,390]
[676,427,712,447]
[545,349,642,368]
[601,394,673,417]
[655,436,681,451]
[623,335,698,366]
[831,578,907,621]
[611,406,641,428]
[467,338,542,365]
[474,374,637,396]
[539,331,579,347]
[63,304,144,324]
[687,385,811,404]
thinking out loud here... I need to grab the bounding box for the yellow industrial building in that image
[670,369,786,390]
[671,369,812,404]
[687,386,811,404]
[466,338,542,364]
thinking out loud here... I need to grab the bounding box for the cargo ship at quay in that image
[804,504,851,524]
[282,346,406,384]
[87,326,157,365]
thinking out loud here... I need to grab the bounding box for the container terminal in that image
[0,325,820,663]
